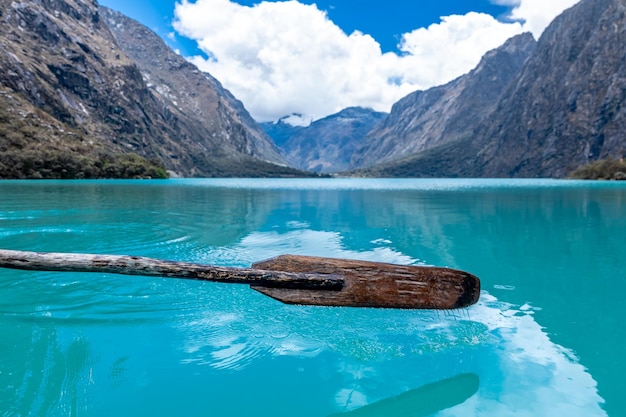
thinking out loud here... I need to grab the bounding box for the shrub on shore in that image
[570,158,626,180]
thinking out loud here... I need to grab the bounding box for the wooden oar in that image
[0,249,480,309]
[252,255,480,310]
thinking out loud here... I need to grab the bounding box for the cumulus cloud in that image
[173,0,579,121]
[507,0,580,37]
[396,13,523,87]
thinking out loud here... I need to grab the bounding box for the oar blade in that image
[252,255,480,310]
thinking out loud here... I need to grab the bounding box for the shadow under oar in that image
[328,373,479,417]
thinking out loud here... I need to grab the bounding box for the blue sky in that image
[98,0,579,122]
[100,0,513,55]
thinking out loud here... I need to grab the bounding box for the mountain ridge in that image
[350,32,537,170]
[262,107,387,173]
[2,0,624,179]
[101,6,285,168]
[0,0,311,178]
[355,0,625,178]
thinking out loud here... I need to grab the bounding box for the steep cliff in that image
[358,0,625,178]
[100,7,285,168]
[0,0,301,178]
[472,0,626,177]
[351,33,536,169]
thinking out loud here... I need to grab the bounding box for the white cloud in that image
[506,0,580,37]
[173,0,579,122]
[396,12,523,87]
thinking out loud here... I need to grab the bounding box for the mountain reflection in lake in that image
[1,179,623,416]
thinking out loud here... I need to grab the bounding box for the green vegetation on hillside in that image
[191,156,327,178]
[0,104,168,179]
[0,149,169,179]
[569,159,626,180]
[0,98,323,179]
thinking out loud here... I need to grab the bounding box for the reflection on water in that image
[329,373,480,417]
[5,322,92,416]
[0,179,623,416]
[171,275,606,415]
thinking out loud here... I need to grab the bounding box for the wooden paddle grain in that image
[253,255,480,309]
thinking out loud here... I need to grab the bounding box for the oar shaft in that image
[0,249,343,290]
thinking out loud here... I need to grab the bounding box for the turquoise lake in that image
[0,178,625,416]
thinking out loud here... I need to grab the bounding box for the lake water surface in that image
[0,178,624,416]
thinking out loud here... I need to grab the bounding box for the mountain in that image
[260,114,310,149]
[264,107,387,173]
[468,0,625,177]
[350,33,537,170]
[357,0,625,178]
[0,0,307,178]
[100,7,286,170]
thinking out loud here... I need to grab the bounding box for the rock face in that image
[358,0,626,178]
[100,7,285,169]
[264,107,387,173]
[351,33,537,169]
[0,0,297,178]
[470,0,626,177]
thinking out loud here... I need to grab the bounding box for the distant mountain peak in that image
[263,107,387,173]
[276,113,313,127]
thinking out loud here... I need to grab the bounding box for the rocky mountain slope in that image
[100,7,285,169]
[351,33,536,169]
[0,83,166,179]
[0,0,303,178]
[469,0,625,177]
[357,0,625,178]
[263,107,387,173]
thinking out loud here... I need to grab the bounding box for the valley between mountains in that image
[0,0,624,179]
